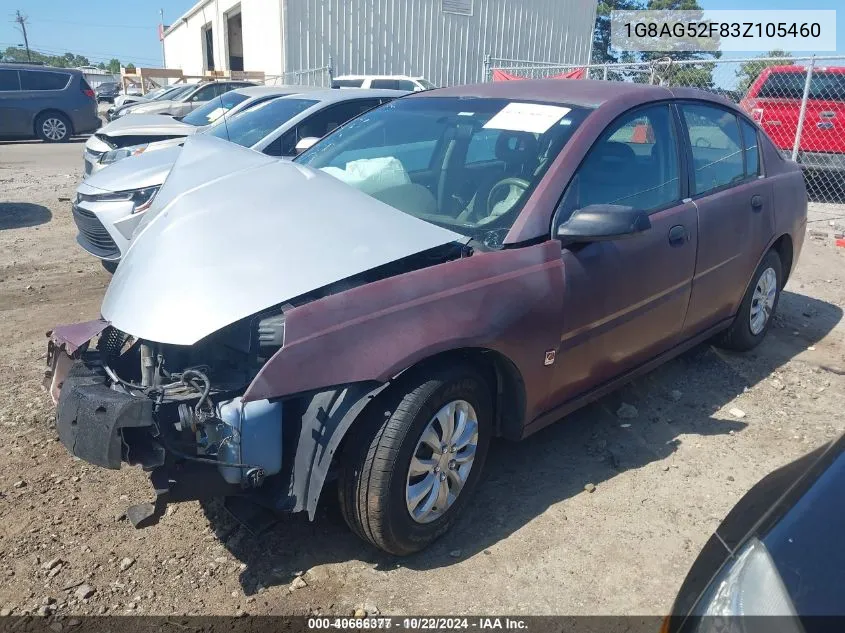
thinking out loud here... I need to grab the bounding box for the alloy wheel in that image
[42,118,68,141]
[405,399,479,524]
[749,267,777,335]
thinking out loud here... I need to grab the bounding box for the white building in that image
[162,0,597,86]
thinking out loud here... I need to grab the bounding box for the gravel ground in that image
[1,140,844,618]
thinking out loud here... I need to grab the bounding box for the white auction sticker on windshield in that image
[205,107,227,122]
[483,103,572,134]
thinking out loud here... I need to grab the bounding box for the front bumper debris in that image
[55,360,158,469]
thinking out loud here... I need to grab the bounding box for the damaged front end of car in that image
[45,306,291,528]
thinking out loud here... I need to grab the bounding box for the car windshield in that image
[295,97,590,241]
[182,91,250,126]
[207,97,317,148]
[417,79,436,90]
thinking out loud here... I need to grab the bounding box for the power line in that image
[0,42,162,67]
[11,42,162,63]
[27,17,157,31]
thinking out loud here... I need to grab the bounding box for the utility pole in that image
[159,8,167,68]
[14,10,32,62]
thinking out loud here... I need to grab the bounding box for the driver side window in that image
[556,105,681,228]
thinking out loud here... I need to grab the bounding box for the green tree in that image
[124,63,136,73]
[735,49,792,94]
[592,0,646,65]
[638,0,721,89]
[106,58,122,74]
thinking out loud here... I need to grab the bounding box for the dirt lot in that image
[1,140,844,618]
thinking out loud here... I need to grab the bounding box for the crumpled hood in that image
[81,144,183,193]
[101,135,466,345]
[100,113,195,137]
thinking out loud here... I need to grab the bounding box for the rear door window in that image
[681,104,745,195]
[739,119,760,178]
[0,69,20,91]
[20,70,70,90]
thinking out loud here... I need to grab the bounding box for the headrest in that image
[495,131,539,164]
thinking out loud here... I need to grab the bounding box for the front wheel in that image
[716,249,783,351]
[338,365,492,555]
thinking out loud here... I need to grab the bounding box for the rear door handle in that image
[668,225,688,246]
[751,194,763,210]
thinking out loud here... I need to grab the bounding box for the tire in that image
[716,249,783,352]
[338,365,493,555]
[35,112,72,143]
[101,260,119,274]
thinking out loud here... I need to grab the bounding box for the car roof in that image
[334,74,424,81]
[276,88,411,103]
[410,78,736,109]
[233,85,323,98]
[0,63,81,75]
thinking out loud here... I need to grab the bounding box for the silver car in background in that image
[113,80,256,119]
[84,85,319,176]
[73,89,405,271]
[107,84,195,121]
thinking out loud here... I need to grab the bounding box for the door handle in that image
[668,225,688,246]
[751,194,763,211]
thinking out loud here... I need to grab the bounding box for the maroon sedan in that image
[44,80,806,555]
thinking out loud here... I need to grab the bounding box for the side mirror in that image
[557,204,651,246]
[295,136,320,155]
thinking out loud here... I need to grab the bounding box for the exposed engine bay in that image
[47,242,469,529]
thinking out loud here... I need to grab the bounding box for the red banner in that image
[492,67,586,81]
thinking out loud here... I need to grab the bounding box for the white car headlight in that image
[100,145,149,165]
[80,186,160,214]
[691,538,800,628]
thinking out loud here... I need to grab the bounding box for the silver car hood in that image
[101,135,466,345]
[82,145,183,193]
[100,113,195,137]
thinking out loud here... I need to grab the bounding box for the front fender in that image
[243,241,565,425]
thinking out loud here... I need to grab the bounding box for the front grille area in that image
[72,205,119,258]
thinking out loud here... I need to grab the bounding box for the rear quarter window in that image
[20,70,71,91]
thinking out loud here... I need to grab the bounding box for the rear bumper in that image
[780,149,845,172]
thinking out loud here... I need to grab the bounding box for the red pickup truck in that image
[740,65,845,175]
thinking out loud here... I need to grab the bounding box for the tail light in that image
[751,108,764,122]
[83,88,95,98]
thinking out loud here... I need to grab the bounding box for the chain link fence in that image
[266,61,334,88]
[485,55,845,203]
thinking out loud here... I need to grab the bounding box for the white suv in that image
[331,75,435,91]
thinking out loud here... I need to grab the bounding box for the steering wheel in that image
[695,137,712,148]
[485,177,531,222]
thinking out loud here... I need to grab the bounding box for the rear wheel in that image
[101,260,119,274]
[338,365,492,555]
[716,250,783,351]
[35,112,72,143]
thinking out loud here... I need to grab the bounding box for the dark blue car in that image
[668,432,845,631]
[0,63,101,142]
